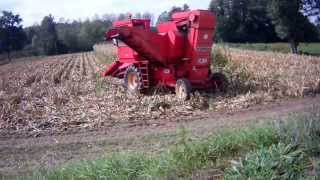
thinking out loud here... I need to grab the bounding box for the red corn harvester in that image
[102,10,228,100]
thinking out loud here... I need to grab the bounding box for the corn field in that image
[228,48,320,97]
[0,44,320,135]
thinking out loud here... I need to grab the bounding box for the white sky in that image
[0,0,211,27]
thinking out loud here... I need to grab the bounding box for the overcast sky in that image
[0,0,211,27]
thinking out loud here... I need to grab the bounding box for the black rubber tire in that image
[124,66,142,95]
[175,78,192,100]
[210,72,229,93]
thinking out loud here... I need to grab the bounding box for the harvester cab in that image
[103,10,228,100]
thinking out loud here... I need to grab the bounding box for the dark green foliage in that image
[25,13,137,55]
[55,22,81,52]
[0,11,26,60]
[142,12,153,21]
[225,106,320,179]
[56,19,110,52]
[209,0,319,49]
[117,13,127,21]
[167,126,277,177]
[209,0,280,43]
[30,15,66,55]
[267,0,319,53]
[33,15,60,55]
[156,4,190,25]
[276,106,320,154]
[78,20,109,51]
[224,143,308,179]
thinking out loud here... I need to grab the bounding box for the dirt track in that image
[1,95,319,177]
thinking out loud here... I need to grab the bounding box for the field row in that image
[0,52,101,91]
[1,46,320,136]
[0,52,107,135]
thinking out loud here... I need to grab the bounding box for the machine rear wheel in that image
[175,78,192,100]
[124,66,142,95]
[210,73,229,93]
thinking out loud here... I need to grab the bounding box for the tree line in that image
[0,0,319,60]
[0,11,153,60]
[210,0,320,53]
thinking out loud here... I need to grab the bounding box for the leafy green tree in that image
[156,4,190,24]
[142,12,154,24]
[0,11,26,61]
[134,13,142,19]
[156,11,170,25]
[118,13,127,21]
[56,21,82,52]
[209,0,279,43]
[267,0,318,53]
[24,26,39,45]
[25,12,152,54]
[32,15,60,55]
[78,20,107,51]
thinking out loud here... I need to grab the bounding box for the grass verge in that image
[224,106,320,179]
[225,143,308,179]
[26,126,277,180]
[20,106,320,180]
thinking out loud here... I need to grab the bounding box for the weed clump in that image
[225,143,308,179]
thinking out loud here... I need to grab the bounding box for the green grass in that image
[17,107,320,179]
[25,126,277,180]
[224,107,320,179]
[225,143,308,179]
[228,43,320,56]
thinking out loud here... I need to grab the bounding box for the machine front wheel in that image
[124,66,142,95]
[175,78,192,100]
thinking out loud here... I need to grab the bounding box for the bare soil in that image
[1,95,319,177]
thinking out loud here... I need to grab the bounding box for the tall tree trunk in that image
[289,39,298,54]
[7,50,11,62]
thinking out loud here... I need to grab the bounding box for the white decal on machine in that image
[203,34,209,40]
[163,69,170,74]
[198,58,208,64]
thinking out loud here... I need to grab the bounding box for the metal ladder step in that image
[139,63,150,88]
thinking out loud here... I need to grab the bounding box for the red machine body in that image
[103,10,222,98]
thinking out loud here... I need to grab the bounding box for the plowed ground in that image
[0,53,109,136]
[0,51,265,137]
[1,49,320,176]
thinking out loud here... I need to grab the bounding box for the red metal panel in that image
[103,9,217,90]
[118,46,138,59]
[157,22,178,33]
